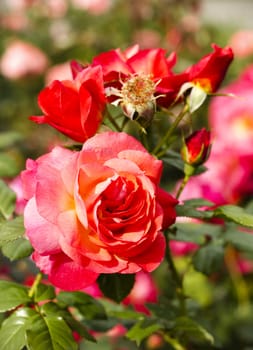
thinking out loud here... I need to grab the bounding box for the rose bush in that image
[21,131,178,290]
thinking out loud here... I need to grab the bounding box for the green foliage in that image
[0,281,30,312]
[0,307,37,350]
[97,273,135,303]
[0,180,16,220]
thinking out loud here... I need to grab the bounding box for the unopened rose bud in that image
[181,128,211,166]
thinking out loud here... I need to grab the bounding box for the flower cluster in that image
[21,43,233,291]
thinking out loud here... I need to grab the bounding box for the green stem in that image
[105,108,122,132]
[225,246,250,313]
[28,272,43,299]
[165,231,186,315]
[175,174,190,200]
[152,104,189,156]
[162,332,186,350]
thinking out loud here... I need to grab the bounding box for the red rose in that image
[22,132,178,290]
[184,44,234,93]
[30,66,106,142]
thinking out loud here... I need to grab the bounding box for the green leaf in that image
[176,204,214,220]
[100,299,142,321]
[40,301,95,342]
[0,153,20,177]
[34,284,56,303]
[98,273,135,303]
[0,180,16,220]
[171,222,222,245]
[183,198,214,208]
[26,314,78,350]
[224,228,253,253]
[0,307,37,350]
[1,237,33,261]
[192,243,224,275]
[0,280,30,312]
[126,318,162,346]
[172,316,214,345]
[0,216,25,244]
[57,291,106,319]
[214,205,253,228]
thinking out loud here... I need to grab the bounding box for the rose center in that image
[121,74,156,109]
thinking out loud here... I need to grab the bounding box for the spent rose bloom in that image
[21,132,178,290]
[30,65,106,143]
[90,45,185,118]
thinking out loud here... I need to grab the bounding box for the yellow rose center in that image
[121,74,156,111]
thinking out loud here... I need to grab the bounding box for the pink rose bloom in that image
[22,132,178,290]
[229,30,253,58]
[0,40,48,80]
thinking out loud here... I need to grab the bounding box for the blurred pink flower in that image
[229,30,253,58]
[0,40,48,80]
[209,74,253,156]
[42,0,68,18]
[180,142,253,205]
[45,62,72,85]
[123,271,158,314]
[0,13,29,31]
[133,29,161,49]
[170,240,198,256]
[71,0,113,14]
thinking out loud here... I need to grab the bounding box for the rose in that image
[22,131,178,290]
[30,65,106,143]
[184,43,234,93]
[90,45,186,115]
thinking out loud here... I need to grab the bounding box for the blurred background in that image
[2,2,253,349]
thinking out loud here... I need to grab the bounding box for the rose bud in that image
[181,128,211,166]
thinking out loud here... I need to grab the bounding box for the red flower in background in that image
[30,65,106,143]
